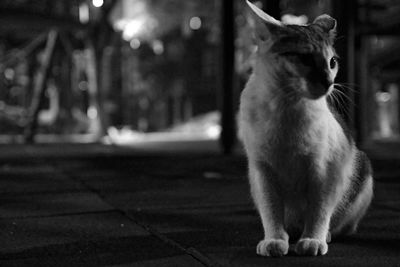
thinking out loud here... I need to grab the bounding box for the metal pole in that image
[220,0,236,154]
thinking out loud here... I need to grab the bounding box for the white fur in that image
[239,4,373,257]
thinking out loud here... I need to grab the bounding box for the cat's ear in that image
[313,14,337,41]
[246,0,284,42]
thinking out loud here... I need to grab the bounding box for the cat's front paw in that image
[257,239,289,257]
[295,238,328,256]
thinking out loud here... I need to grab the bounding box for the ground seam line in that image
[50,163,225,267]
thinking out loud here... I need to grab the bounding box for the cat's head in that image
[247,0,338,100]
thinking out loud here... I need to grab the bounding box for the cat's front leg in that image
[295,175,340,256]
[249,161,289,257]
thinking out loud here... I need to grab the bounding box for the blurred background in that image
[0,0,399,154]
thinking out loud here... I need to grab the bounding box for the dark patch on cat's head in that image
[270,24,333,55]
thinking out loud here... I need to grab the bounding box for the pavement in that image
[0,143,400,267]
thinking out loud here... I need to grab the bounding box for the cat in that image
[238,0,374,257]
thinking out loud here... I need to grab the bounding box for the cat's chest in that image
[260,109,330,155]
[240,92,341,164]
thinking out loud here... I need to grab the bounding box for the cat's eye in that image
[330,57,338,69]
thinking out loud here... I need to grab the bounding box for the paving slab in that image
[0,211,149,254]
[55,157,251,211]
[126,205,258,243]
[0,238,195,267]
[53,155,247,181]
[0,162,55,175]
[0,237,196,267]
[0,210,204,267]
[107,255,205,267]
[0,160,85,197]
[0,192,113,218]
[100,180,251,211]
[0,173,84,196]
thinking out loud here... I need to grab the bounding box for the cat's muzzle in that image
[308,81,333,99]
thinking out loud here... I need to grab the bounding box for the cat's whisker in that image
[336,82,360,88]
[331,89,354,120]
[332,88,350,109]
[330,91,344,115]
[333,86,357,108]
[330,89,349,118]
[328,90,339,105]
[333,83,352,93]
[333,83,358,94]
[333,87,356,107]
[333,83,349,89]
